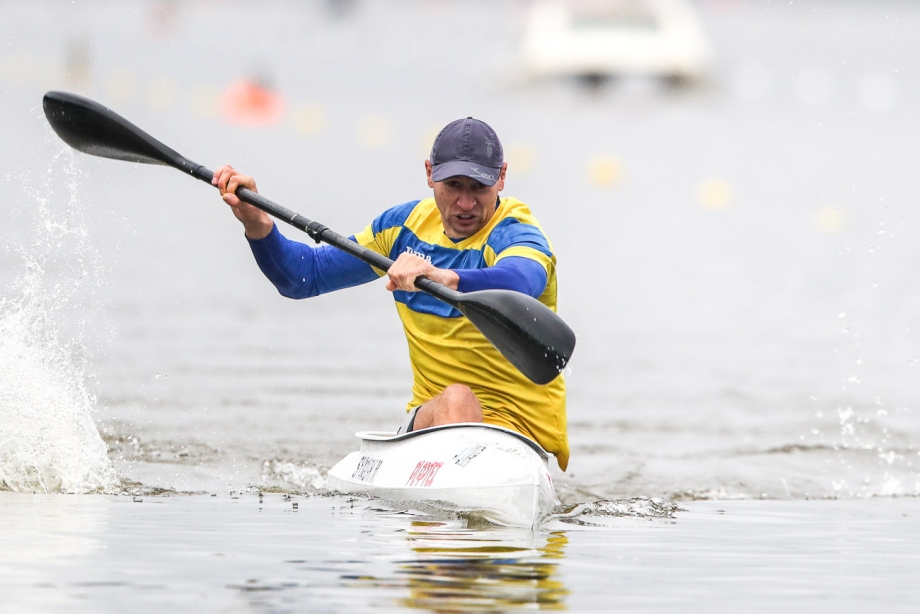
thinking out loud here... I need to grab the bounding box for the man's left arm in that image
[385,216,552,297]
[453,216,554,298]
[384,253,547,298]
[454,257,547,298]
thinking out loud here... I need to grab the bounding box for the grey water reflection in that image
[349,521,569,611]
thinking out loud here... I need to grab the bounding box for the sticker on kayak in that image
[352,455,383,483]
[452,444,486,467]
[406,461,443,487]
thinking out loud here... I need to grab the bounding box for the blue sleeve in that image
[454,256,547,298]
[246,224,378,299]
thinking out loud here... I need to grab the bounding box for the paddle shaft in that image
[186,164,454,303]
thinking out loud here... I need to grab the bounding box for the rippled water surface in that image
[2,493,918,612]
[2,0,920,610]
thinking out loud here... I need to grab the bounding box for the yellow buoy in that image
[587,155,622,187]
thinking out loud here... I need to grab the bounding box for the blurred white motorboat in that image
[327,423,559,528]
[520,0,712,84]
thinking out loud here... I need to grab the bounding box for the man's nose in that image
[457,190,476,209]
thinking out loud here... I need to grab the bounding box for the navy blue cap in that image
[430,117,504,186]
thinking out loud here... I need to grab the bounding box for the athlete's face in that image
[425,160,507,240]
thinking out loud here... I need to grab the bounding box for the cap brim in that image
[431,160,501,186]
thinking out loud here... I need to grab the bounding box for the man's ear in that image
[495,162,508,191]
[425,160,434,188]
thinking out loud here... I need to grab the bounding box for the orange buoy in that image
[219,78,285,127]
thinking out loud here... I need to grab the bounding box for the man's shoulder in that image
[487,197,553,255]
[371,199,429,233]
[496,197,537,222]
[491,197,547,234]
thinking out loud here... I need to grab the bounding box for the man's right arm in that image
[247,226,377,298]
[213,164,377,298]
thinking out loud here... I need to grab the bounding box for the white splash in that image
[0,150,119,493]
[260,459,327,492]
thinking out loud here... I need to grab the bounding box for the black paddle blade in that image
[457,290,576,385]
[42,90,192,171]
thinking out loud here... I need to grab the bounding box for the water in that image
[2,493,917,612]
[2,0,919,610]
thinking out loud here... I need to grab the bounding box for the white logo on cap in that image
[469,167,496,181]
[484,137,494,157]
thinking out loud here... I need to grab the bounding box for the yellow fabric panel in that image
[494,245,552,271]
[353,224,400,277]
[403,200,447,245]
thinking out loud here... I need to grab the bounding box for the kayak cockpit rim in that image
[354,422,550,463]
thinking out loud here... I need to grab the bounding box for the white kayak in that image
[327,423,560,528]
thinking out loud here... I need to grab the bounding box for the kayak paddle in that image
[41,90,576,385]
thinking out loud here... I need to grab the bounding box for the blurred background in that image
[1,0,918,499]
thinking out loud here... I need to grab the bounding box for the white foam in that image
[0,287,118,492]
[260,459,327,492]
[0,154,119,494]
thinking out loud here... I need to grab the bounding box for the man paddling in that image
[213,118,569,470]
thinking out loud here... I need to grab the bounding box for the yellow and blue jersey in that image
[248,196,569,469]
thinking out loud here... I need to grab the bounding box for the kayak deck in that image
[327,423,559,528]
